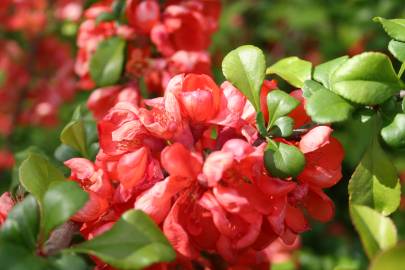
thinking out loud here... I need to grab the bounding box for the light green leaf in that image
[70,210,175,270]
[302,80,324,98]
[388,40,405,62]
[370,242,405,270]
[331,52,401,105]
[348,135,401,215]
[306,87,354,123]
[90,37,126,87]
[222,45,266,110]
[266,56,312,88]
[264,142,305,179]
[402,98,405,112]
[42,181,88,240]
[350,204,397,258]
[313,56,348,88]
[51,254,90,270]
[267,90,299,128]
[374,17,405,42]
[0,196,39,250]
[381,114,405,148]
[60,121,88,157]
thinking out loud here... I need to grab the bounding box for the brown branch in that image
[42,221,80,256]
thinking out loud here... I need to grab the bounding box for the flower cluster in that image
[76,0,220,93]
[65,73,344,268]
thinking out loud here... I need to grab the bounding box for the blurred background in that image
[1,1,405,269]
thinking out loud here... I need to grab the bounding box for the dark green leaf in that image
[90,37,126,87]
[60,121,88,157]
[70,210,175,270]
[313,56,348,88]
[330,52,401,105]
[256,112,267,137]
[348,135,401,215]
[381,114,405,148]
[42,182,88,240]
[54,144,80,163]
[222,45,266,110]
[0,196,39,250]
[272,116,294,137]
[370,242,405,270]
[306,87,354,123]
[19,153,65,203]
[264,142,305,178]
[267,90,299,128]
[350,204,397,258]
[51,254,90,270]
[0,240,50,270]
[374,17,405,42]
[95,12,115,25]
[402,98,405,113]
[388,40,405,62]
[266,56,312,88]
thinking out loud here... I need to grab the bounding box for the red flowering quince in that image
[0,192,14,225]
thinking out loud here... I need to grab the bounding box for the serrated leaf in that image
[42,181,88,240]
[267,90,299,128]
[90,37,126,87]
[70,210,175,270]
[313,56,348,88]
[350,204,397,258]
[381,114,405,148]
[264,142,305,178]
[61,121,88,157]
[222,45,266,110]
[331,52,401,105]
[388,40,405,62]
[0,196,39,250]
[348,135,401,215]
[370,242,405,270]
[306,87,354,123]
[266,56,312,88]
[374,17,405,42]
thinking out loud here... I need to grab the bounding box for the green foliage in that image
[388,40,405,62]
[60,121,88,157]
[330,52,401,105]
[313,56,349,88]
[266,56,312,88]
[90,37,126,87]
[306,86,354,123]
[266,90,299,128]
[350,205,397,258]
[272,116,294,137]
[222,45,266,110]
[374,17,405,42]
[71,210,176,270]
[369,242,405,270]
[264,141,305,178]
[381,114,405,148]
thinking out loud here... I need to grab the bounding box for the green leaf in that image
[402,98,405,113]
[374,17,405,42]
[388,40,405,62]
[266,90,299,128]
[271,116,294,137]
[330,52,401,105]
[381,114,405,148]
[70,210,175,270]
[222,45,266,110]
[306,87,354,123]
[60,121,88,157]
[370,242,405,270]
[350,204,397,258]
[42,181,88,240]
[256,112,267,137]
[90,37,126,87]
[0,240,50,270]
[264,142,305,178]
[54,144,80,163]
[51,254,90,270]
[313,56,348,88]
[95,12,115,25]
[0,69,6,87]
[302,80,323,98]
[266,56,312,88]
[0,196,39,250]
[348,135,401,215]
[19,154,65,203]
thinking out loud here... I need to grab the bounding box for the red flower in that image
[0,192,14,225]
[126,0,160,34]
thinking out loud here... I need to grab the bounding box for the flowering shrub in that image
[0,1,405,270]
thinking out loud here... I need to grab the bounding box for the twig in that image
[42,221,80,256]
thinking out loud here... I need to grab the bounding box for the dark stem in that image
[42,221,80,256]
